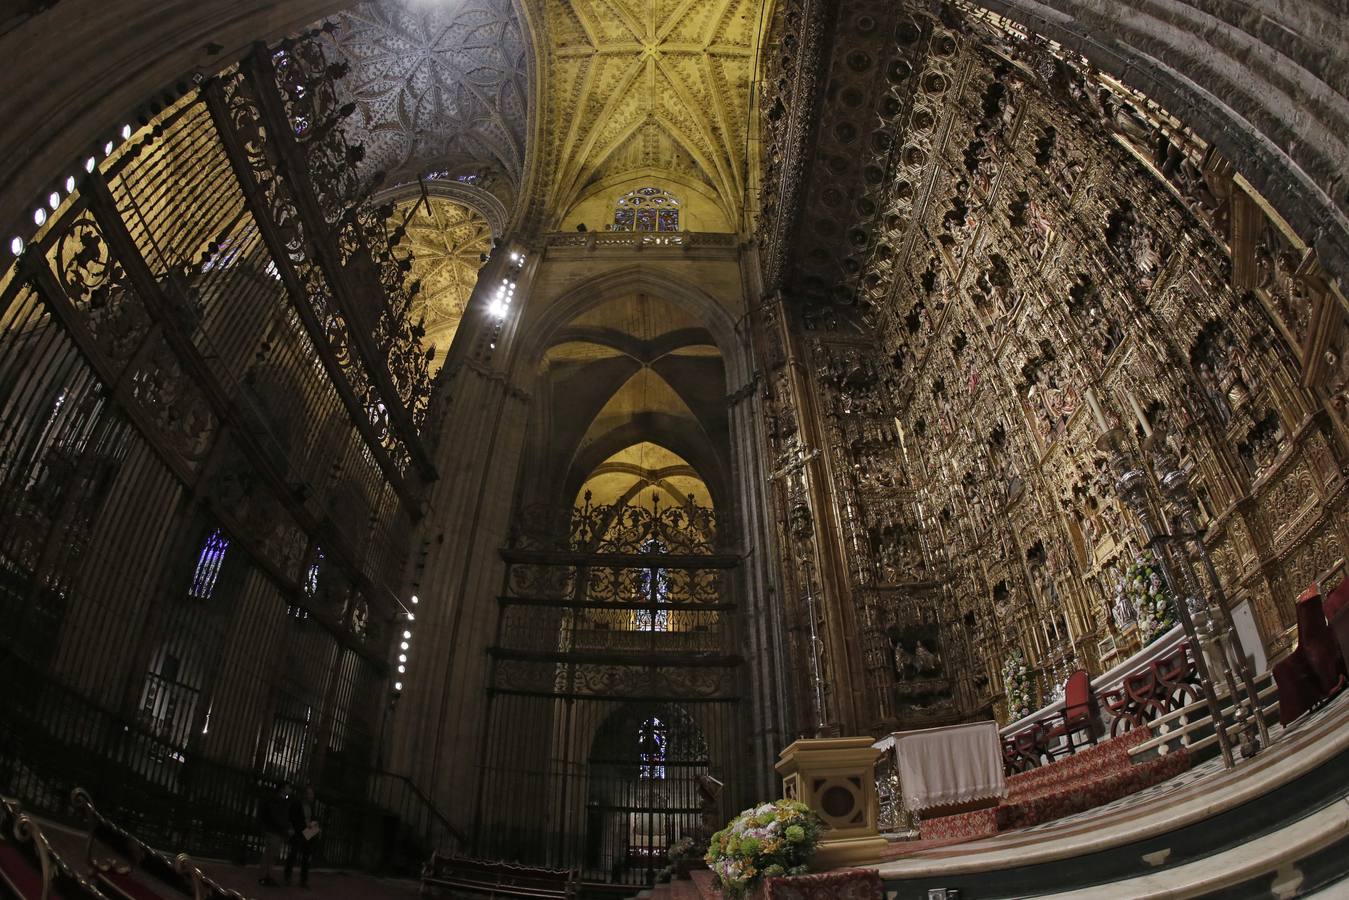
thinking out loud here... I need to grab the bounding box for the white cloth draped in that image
[876,720,1007,813]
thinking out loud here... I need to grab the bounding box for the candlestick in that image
[1083,387,1108,432]
[1126,392,1153,437]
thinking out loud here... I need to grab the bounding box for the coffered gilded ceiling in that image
[533,0,759,226]
[323,0,530,195]
[394,196,493,362]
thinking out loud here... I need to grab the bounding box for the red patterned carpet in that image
[905,730,1191,846]
[659,868,882,899]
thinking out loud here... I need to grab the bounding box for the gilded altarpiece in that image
[756,3,1349,728]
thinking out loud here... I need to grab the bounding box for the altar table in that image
[874,720,1006,815]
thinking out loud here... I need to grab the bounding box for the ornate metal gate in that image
[473,498,742,887]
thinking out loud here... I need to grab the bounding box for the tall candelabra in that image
[1096,425,1263,769]
[1148,437,1269,754]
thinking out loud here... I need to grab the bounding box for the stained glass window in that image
[304,547,323,598]
[638,716,667,779]
[189,529,229,600]
[613,187,680,232]
[635,539,670,631]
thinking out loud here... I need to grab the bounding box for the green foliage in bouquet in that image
[1002,647,1033,720]
[704,800,824,898]
[1118,550,1176,644]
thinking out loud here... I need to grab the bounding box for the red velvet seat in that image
[1274,650,1322,725]
[0,798,106,900]
[1295,586,1347,697]
[1102,685,1139,737]
[1274,585,1347,725]
[1012,723,1049,769]
[1320,576,1349,677]
[1045,669,1098,757]
[72,789,243,900]
[1152,643,1200,712]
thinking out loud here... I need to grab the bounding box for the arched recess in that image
[516,275,737,519]
[582,702,710,881]
[368,178,511,239]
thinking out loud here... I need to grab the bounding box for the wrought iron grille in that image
[0,30,450,873]
[474,501,743,887]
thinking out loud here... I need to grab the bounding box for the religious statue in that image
[893,641,913,679]
[913,641,942,675]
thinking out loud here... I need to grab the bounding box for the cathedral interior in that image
[0,0,1346,897]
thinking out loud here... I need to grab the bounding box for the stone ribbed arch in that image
[564,413,729,511]
[511,264,747,386]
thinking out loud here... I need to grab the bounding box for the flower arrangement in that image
[1118,550,1176,644]
[1002,648,1033,720]
[705,800,823,898]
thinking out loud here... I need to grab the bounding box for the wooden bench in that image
[421,853,576,899]
[70,788,246,900]
[0,795,107,899]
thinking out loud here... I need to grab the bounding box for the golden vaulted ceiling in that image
[530,0,760,226]
[393,196,493,362]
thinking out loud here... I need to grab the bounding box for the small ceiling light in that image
[398,653,407,662]
[103,141,114,156]
[400,641,409,650]
[394,681,403,691]
[64,176,76,193]
[398,665,406,673]
[33,208,46,226]
[85,156,96,173]
[120,124,132,139]
[48,191,60,210]
[9,237,23,256]
[411,595,419,604]
[406,612,415,621]
[403,630,412,639]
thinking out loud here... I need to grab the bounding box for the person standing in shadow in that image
[258,782,289,887]
[285,783,321,888]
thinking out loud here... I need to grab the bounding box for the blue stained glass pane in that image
[635,209,657,231]
[614,209,635,231]
[657,209,679,231]
[639,717,667,779]
[190,530,230,600]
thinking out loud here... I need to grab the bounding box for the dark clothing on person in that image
[285,794,317,886]
[260,791,289,835]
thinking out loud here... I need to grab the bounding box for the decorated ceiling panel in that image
[323,0,530,196]
[533,0,759,226]
[393,195,493,363]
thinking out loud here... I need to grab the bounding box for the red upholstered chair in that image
[0,797,107,900]
[1322,576,1349,675]
[1012,723,1049,769]
[1274,585,1347,725]
[1152,643,1201,713]
[1045,669,1098,757]
[72,788,245,900]
[1101,684,1140,737]
[1273,650,1323,726]
[1294,585,1346,697]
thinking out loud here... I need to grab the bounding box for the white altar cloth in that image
[874,720,1006,813]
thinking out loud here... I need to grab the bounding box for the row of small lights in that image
[394,592,419,693]
[485,250,526,351]
[9,123,137,259]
